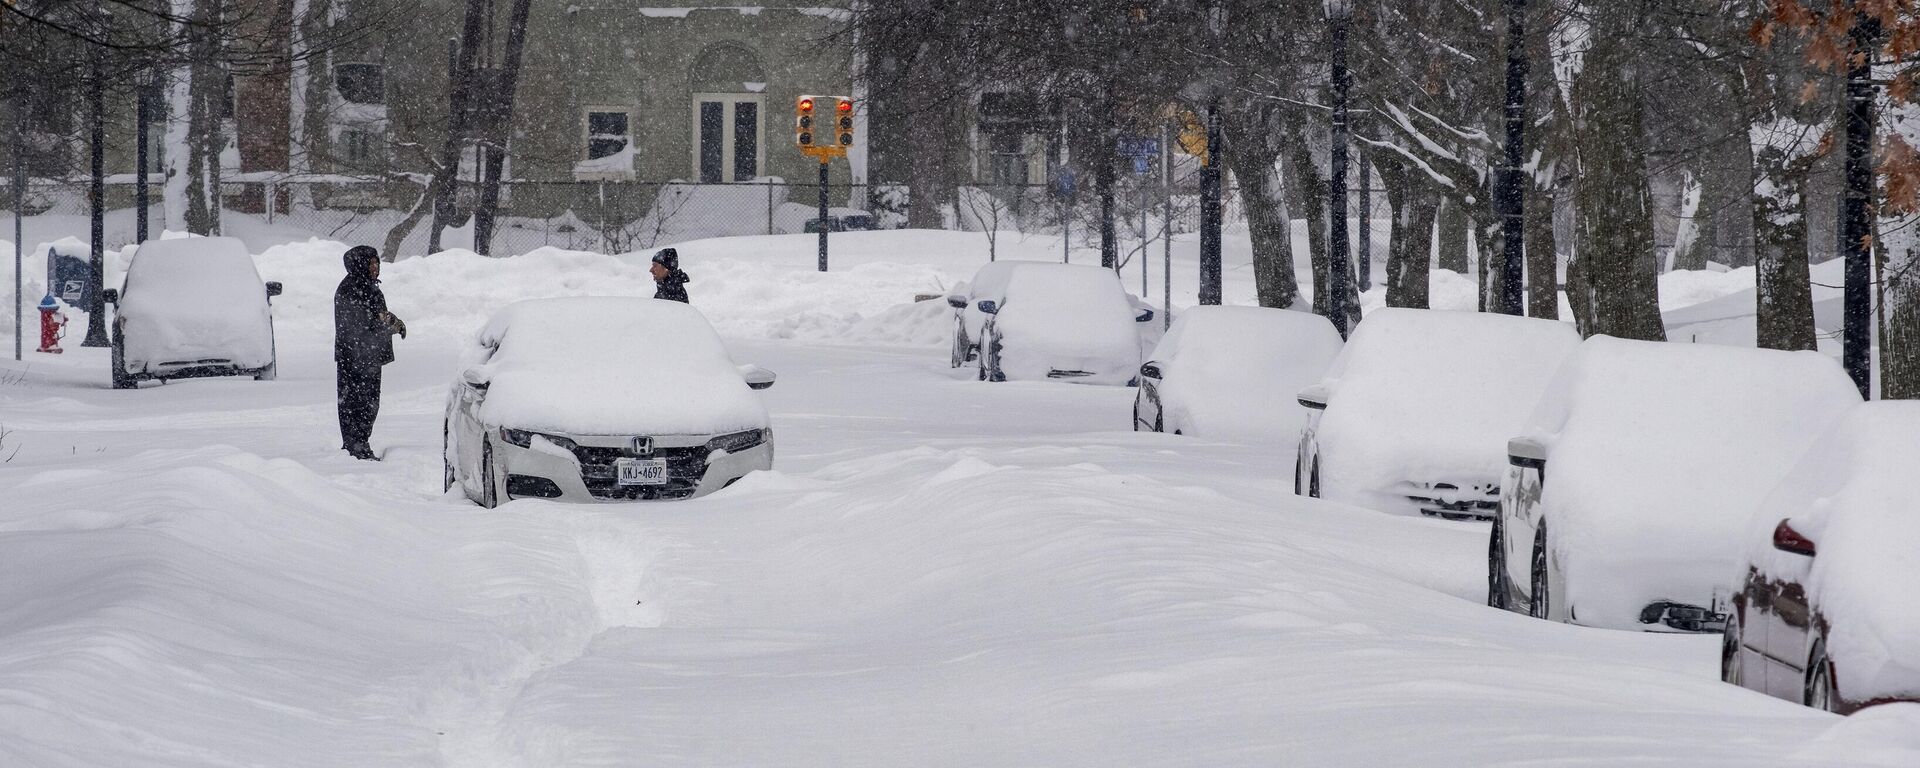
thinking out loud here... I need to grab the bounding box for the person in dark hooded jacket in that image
[650,248,690,303]
[334,245,406,460]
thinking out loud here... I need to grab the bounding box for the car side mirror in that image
[1772,519,1816,557]
[102,288,119,305]
[976,299,998,315]
[1135,308,1155,323]
[741,364,777,390]
[1507,436,1548,470]
[1296,383,1330,410]
[946,294,968,310]
[461,366,491,390]
[265,281,283,298]
[1139,362,1163,380]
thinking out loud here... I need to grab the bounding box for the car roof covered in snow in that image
[1528,336,1860,627]
[1745,401,1920,702]
[466,297,767,436]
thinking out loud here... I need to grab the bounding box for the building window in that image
[691,94,763,183]
[586,110,630,160]
[338,128,386,168]
[977,91,1054,187]
[335,63,385,105]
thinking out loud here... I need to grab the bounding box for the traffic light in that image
[796,96,817,148]
[834,98,856,148]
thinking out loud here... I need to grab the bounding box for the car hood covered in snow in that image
[464,297,768,436]
[118,236,275,371]
[1745,402,1920,702]
[1313,308,1580,512]
[1525,337,1859,629]
[1150,306,1341,441]
[992,264,1141,384]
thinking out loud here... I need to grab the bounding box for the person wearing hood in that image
[334,245,406,460]
[651,248,691,303]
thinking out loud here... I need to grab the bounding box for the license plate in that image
[616,458,668,486]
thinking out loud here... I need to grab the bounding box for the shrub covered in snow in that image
[1517,337,1859,630]
[1140,306,1341,441]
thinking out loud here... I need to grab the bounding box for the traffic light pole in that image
[817,159,830,272]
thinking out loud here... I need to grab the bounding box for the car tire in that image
[1488,515,1509,610]
[1308,456,1322,499]
[1293,452,1305,496]
[1805,641,1837,712]
[1722,612,1745,686]
[442,422,456,494]
[253,360,276,381]
[481,440,499,509]
[110,331,134,390]
[1529,523,1551,620]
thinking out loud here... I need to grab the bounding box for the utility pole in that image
[1198,101,1222,305]
[82,15,110,348]
[1497,0,1528,316]
[12,89,23,361]
[1324,0,1355,338]
[1841,10,1880,398]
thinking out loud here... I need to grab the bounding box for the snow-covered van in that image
[104,236,282,389]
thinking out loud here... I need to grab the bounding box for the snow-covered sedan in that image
[1491,337,1859,632]
[103,236,282,389]
[1136,306,1341,440]
[975,263,1153,385]
[946,261,1027,368]
[1294,308,1579,518]
[1723,402,1920,713]
[443,297,777,507]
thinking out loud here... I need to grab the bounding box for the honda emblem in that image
[631,436,654,456]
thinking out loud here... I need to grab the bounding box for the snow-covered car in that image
[443,297,777,507]
[1491,337,1859,632]
[1722,402,1920,713]
[1135,306,1341,440]
[975,263,1154,385]
[946,261,1028,368]
[102,236,282,389]
[1294,308,1579,518]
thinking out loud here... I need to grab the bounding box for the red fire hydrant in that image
[37,293,66,354]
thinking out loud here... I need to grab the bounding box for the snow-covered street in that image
[3,237,1915,765]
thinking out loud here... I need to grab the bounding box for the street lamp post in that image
[1324,0,1354,338]
[1196,2,1227,306]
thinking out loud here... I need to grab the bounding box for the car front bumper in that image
[496,432,773,503]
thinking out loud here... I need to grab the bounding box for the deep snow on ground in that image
[2,232,1915,766]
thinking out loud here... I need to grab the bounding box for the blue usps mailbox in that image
[46,245,93,309]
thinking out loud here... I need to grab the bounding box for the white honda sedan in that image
[443,297,777,507]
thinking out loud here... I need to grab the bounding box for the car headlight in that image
[500,428,577,451]
[706,428,767,454]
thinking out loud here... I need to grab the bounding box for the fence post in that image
[766,181,774,236]
[265,180,276,224]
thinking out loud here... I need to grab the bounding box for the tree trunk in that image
[1884,246,1920,399]
[1525,180,1558,319]
[1376,156,1432,309]
[1229,140,1299,309]
[1476,214,1503,312]
[1437,197,1469,273]
[1287,141,1329,317]
[1568,8,1664,341]
[1752,162,1817,351]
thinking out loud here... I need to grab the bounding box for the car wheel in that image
[1488,515,1509,610]
[1805,641,1837,712]
[950,326,968,369]
[481,440,499,509]
[110,331,134,390]
[1293,452,1304,496]
[1722,612,1746,686]
[442,422,456,494]
[1529,523,1551,620]
[1308,456,1322,499]
[253,360,276,381]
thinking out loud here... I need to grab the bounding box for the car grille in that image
[568,443,711,501]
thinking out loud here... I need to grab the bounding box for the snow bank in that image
[468,297,768,436]
[1525,337,1860,629]
[993,263,1143,384]
[1746,402,1920,701]
[1314,308,1580,513]
[118,236,275,370]
[1148,306,1341,442]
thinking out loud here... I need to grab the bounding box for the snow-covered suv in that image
[443,297,777,507]
[103,236,282,389]
[974,263,1153,386]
